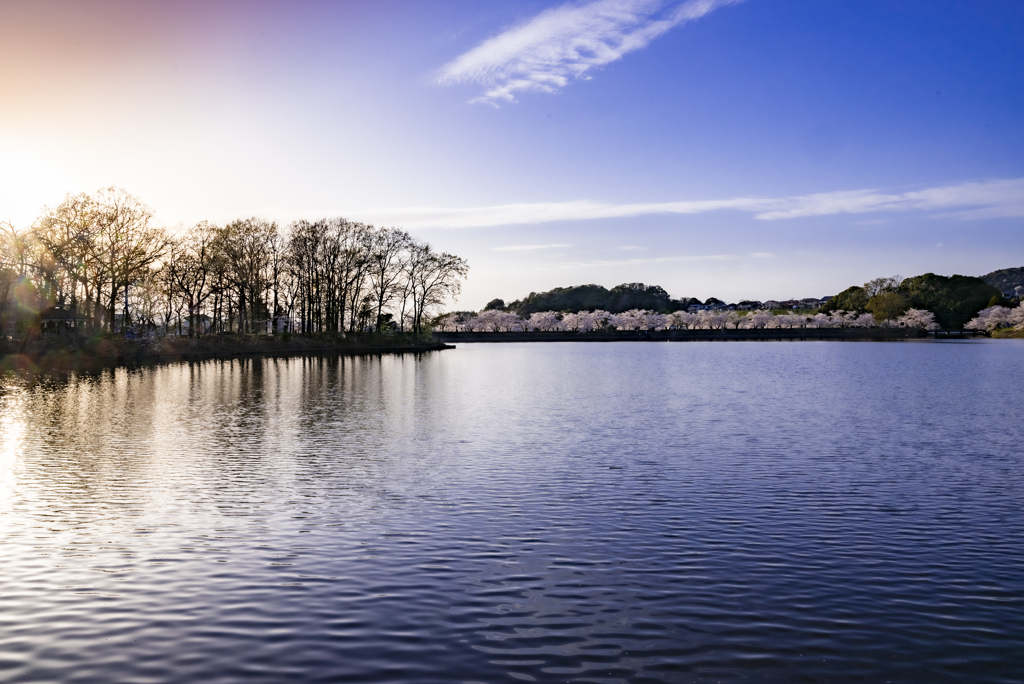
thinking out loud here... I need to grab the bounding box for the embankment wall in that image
[432,329,930,343]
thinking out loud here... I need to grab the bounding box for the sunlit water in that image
[1,341,1022,684]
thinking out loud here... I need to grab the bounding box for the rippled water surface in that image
[1,341,1023,683]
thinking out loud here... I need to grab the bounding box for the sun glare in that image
[0,144,73,227]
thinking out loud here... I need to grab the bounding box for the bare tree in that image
[168,222,219,336]
[406,243,468,334]
[221,218,276,333]
[33,193,99,309]
[5,190,469,341]
[0,220,30,331]
[863,275,903,297]
[91,187,169,331]
[366,227,411,332]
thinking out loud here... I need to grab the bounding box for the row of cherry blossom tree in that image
[436,307,939,332]
[965,303,1024,331]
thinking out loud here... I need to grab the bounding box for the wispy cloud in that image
[350,178,1024,229]
[750,252,773,258]
[541,253,739,270]
[492,243,572,251]
[353,198,756,229]
[751,178,1024,220]
[437,0,743,105]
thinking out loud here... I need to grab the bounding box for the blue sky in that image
[1,0,1022,306]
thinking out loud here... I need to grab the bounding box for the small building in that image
[39,306,91,336]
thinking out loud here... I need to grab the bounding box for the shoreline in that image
[0,334,454,375]
[431,329,945,343]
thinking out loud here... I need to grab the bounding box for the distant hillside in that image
[823,272,1001,329]
[981,267,1024,293]
[504,283,700,315]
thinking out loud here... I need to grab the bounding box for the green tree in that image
[511,284,612,315]
[509,282,688,316]
[821,286,869,313]
[866,291,910,322]
[900,273,1002,329]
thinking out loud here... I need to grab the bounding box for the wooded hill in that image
[981,267,1024,293]
[822,273,1003,329]
[490,283,701,316]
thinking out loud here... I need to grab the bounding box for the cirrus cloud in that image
[437,0,744,105]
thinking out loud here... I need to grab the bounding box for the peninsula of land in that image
[2,332,452,375]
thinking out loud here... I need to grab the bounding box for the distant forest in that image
[478,267,1021,330]
[485,283,710,317]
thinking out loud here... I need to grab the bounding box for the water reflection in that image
[0,384,27,513]
[1,343,1023,683]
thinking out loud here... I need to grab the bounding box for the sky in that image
[1,0,1022,307]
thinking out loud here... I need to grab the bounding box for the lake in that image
[1,341,1022,683]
